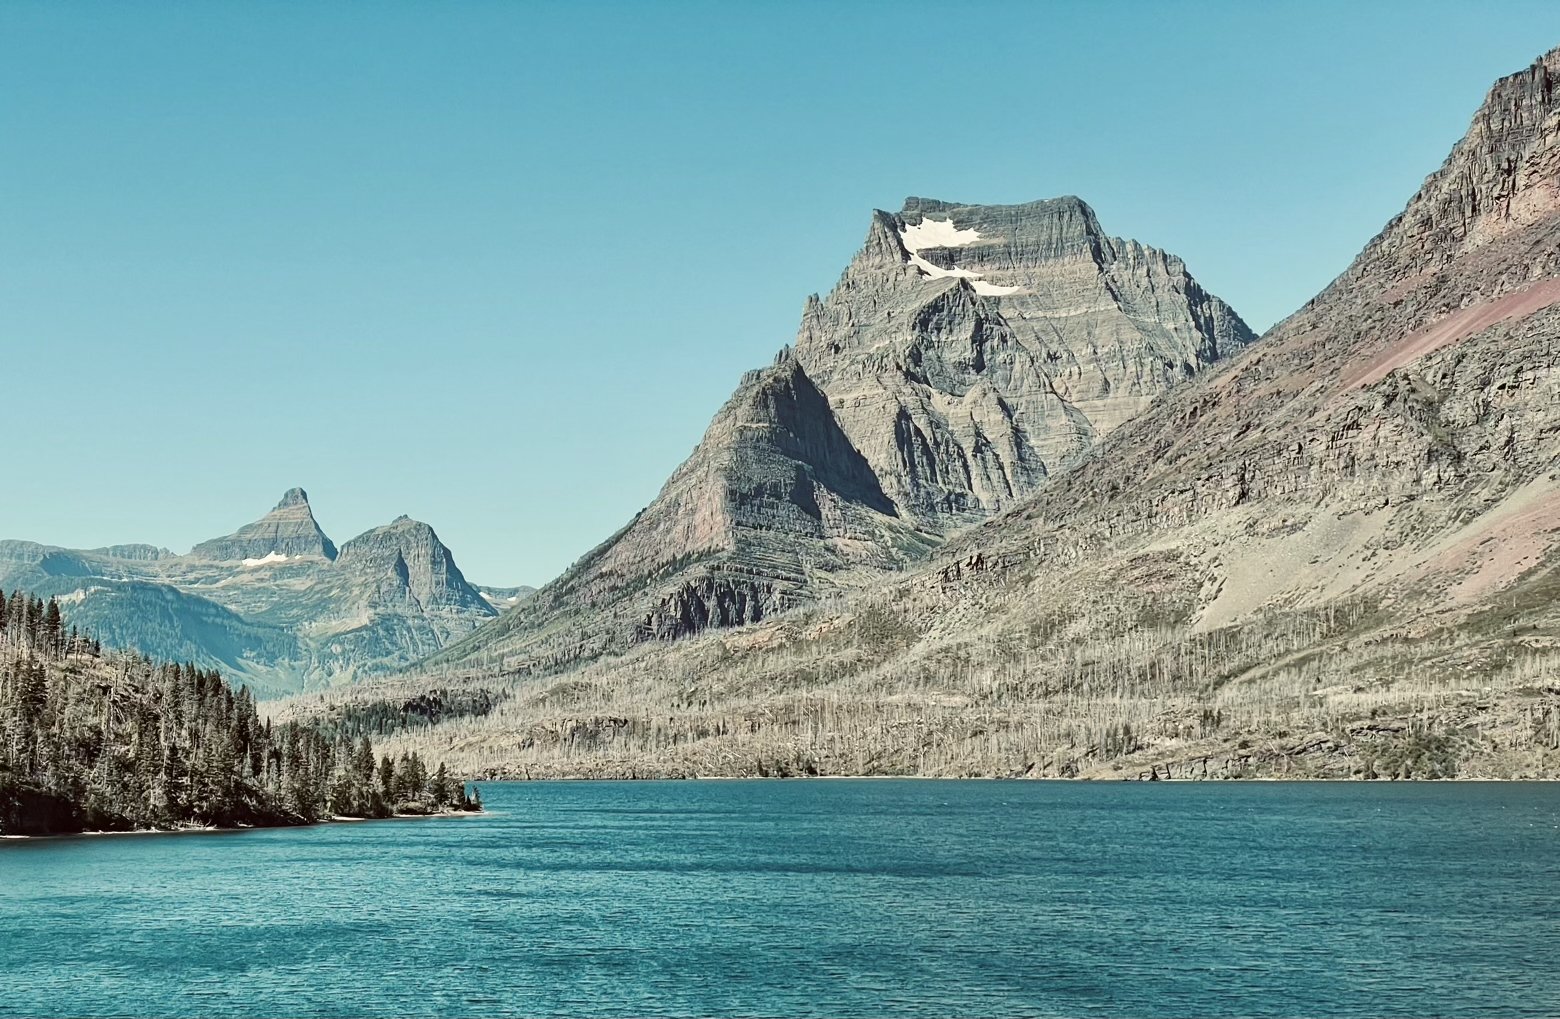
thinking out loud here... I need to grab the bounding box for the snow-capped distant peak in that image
[240,551,291,568]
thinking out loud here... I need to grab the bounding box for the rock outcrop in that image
[89,544,174,561]
[436,197,1252,674]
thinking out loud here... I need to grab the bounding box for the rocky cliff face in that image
[188,487,338,562]
[436,197,1251,674]
[1363,50,1559,279]
[0,490,506,694]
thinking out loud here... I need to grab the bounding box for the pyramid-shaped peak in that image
[189,487,337,561]
[335,516,489,614]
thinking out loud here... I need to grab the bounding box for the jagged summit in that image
[188,487,338,562]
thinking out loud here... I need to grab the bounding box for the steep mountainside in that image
[326,47,1560,782]
[435,198,1252,674]
[0,490,506,695]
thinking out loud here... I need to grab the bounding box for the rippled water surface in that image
[3,780,1559,1017]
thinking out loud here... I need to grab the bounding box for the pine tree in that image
[431,762,450,806]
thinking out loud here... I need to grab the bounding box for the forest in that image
[0,589,479,836]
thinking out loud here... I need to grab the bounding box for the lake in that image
[2,780,1558,1017]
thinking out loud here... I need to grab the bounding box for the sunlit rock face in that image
[932,47,1560,639]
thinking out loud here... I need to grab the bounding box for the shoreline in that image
[476,772,1560,783]
[0,807,485,844]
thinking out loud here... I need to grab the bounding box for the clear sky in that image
[3,1,1558,586]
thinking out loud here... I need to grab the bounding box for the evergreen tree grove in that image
[0,588,479,836]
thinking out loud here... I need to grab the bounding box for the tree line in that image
[0,589,479,836]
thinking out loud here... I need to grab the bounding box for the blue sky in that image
[3,1,1558,585]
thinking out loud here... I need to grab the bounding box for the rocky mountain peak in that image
[897,195,1107,265]
[335,517,491,615]
[188,488,338,562]
[793,194,1254,525]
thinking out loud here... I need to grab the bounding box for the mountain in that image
[434,197,1252,674]
[0,490,509,695]
[188,487,338,562]
[334,516,491,616]
[794,196,1253,520]
[343,47,1560,781]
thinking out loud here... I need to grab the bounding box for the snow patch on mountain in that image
[241,551,291,568]
[907,252,982,279]
[900,217,981,251]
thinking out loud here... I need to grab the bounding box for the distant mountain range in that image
[0,488,527,695]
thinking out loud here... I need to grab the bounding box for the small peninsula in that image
[0,590,479,837]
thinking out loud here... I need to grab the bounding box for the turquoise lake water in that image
[2,780,1558,1017]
